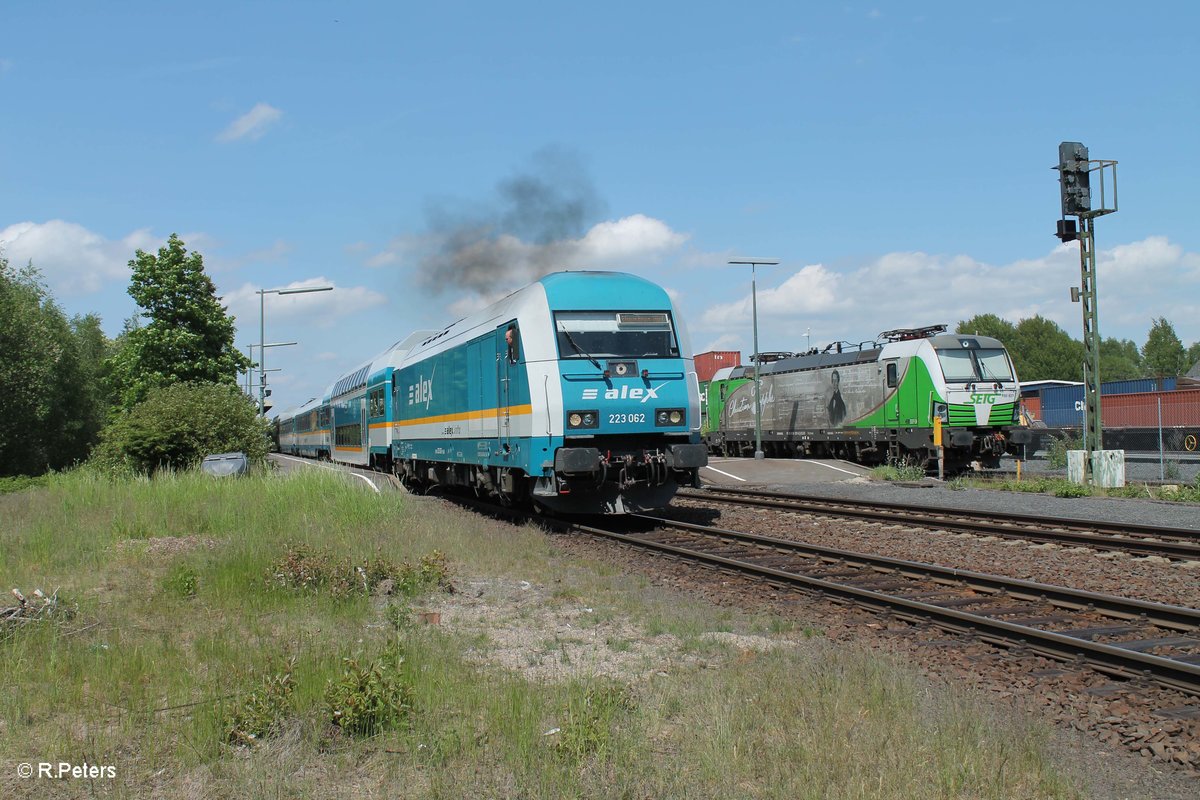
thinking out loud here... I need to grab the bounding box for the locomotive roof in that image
[927,333,1007,350]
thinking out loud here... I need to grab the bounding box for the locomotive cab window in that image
[554,311,679,360]
[505,324,520,363]
[935,347,1014,383]
[885,362,898,388]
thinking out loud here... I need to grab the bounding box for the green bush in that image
[0,475,49,494]
[90,382,269,474]
[1045,433,1081,470]
[325,643,414,737]
[1052,482,1092,498]
[224,662,297,746]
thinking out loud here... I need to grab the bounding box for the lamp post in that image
[729,259,779,460]
[258,285,332,414]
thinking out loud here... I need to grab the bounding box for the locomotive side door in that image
[884,360,901,426]
[495,321,519,457]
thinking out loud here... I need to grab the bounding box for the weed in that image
[223,660,297,746]
[1045,433,1082,469]
[385,599,416,632]
[268,545,453,600]
[162,563,199,598]
[325,642,414,737]
[1164,459,1182,480]
[555,680,635,761]
[1052,482,1093,498]
[871,460,927,482]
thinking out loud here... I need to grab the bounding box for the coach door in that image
[360,396,368,453]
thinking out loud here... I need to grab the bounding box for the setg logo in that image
[969,393,997,404]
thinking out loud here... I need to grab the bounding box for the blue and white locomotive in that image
[278,271,707,514]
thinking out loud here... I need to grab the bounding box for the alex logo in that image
[408,376,433,408]
[968,393,997,404]
[582,383,668,404]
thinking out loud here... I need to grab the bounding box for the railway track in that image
[679,486,1200,561]
[572,515,1200,696]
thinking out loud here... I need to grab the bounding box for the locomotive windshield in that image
[554,311,679,359]
[935,347,1014,382]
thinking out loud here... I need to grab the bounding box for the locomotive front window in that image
[553,311,679,359]
[974,349,1014,381]
[936,347,1014,382]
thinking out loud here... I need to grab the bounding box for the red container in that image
[693,350,741,383]
[1021,396,1042,421]
[1102,389,1200,428]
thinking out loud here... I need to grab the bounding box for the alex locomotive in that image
[703,325,1030,472]
[278,271,707,513]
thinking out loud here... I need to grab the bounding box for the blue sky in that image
[3,2,1198,413]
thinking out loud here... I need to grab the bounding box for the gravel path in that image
[743,474,1200,532]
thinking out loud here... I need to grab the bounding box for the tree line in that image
[1,235,262,478]
[956,314,1200,384]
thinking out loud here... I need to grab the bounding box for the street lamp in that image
[258,286,332,414]
[729,258,779,460]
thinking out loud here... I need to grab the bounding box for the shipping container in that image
[1040,378,1179,411]
[694,350,741,383]
[1041,406,1085,428]
[1038,389,1200,429]
[1102,389,1200,428]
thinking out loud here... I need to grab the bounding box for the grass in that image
[0,467,1093,798]
[957,473,1200,503]
[870,462,928,482]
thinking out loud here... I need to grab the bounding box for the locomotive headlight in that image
[655,408,686,427]
[567,410,599,429]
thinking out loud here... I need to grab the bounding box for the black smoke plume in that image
[417,148,604,295]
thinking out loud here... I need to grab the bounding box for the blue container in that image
[1041,406,1086,428]
[1040,385,1084,411]
[1100,378,1175,395]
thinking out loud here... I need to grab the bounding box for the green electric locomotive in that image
[703,325,1031,472]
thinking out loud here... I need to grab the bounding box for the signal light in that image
[1057,141,1091,217]
[1055,218,1078,243]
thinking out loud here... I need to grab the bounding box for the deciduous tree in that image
[1099,337,1142,382]
[1141,317,1187,380]
[107,234,250,409]
[0,257,108,474]
[1011,316,1083,382]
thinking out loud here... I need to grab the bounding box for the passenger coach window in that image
[553,311,678,359]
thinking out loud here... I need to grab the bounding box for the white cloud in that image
[701,264,845,330]
[574,214,688,266]
[217,102,283,142]
[693,236,1200,355]
[0,220,157,295]
[223,277,388,333]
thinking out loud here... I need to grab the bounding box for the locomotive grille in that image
[946,402,1018,426]
[946,404,978,425]
[988,402,1018,425]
